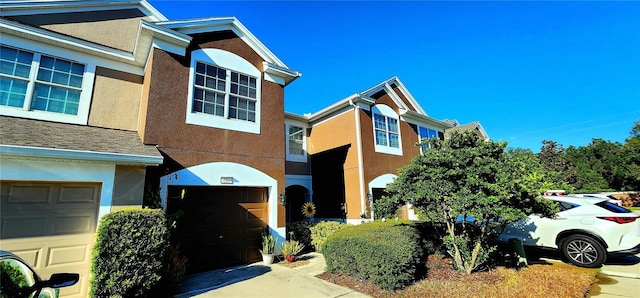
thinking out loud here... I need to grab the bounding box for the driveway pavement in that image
[176,251,639,298]
[175,253,371,298]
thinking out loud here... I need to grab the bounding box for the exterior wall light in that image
[280,192,286,206]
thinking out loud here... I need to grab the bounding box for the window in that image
[418,126,440,151]
[372,104,402,156]
[193,62,257,122]
[286,123,306,162]
[1,45,85,116]
[374,114,399,147]
[186,49,261,134]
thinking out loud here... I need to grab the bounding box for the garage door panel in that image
[5,185,53,203]
[58,186,99,203]
[1,215,49,238]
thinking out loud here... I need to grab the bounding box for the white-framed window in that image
[418,126,440,152]
[372,104,402,156]
[286,122,307,162]
[186,49,261,134]
[0,44,94,124]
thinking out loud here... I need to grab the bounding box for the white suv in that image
[499,195,640,268]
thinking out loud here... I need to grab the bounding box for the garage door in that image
[174,186,268,273]
[0,181,100,298]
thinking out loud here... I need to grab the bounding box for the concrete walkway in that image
[176,252,639,298]
[175,253,371,298]
[587,254,640,298]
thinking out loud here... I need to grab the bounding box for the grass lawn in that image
[317,255,598,298]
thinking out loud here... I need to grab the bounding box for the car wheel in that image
[560,234,606,268]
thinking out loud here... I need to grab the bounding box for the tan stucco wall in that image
[10,9,147,52]
[88,67,143,131]
[111,165,146,208]
[307,110,365,218]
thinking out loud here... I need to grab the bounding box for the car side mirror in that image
[40,273,79,288]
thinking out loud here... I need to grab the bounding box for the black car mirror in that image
[40,273,79,288]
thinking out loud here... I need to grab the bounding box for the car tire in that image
[560,234,606,268]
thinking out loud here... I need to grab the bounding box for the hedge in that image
[90,208,168,297]
[309,221,347,252]
[286,221,316,251]
[323,221,427,290]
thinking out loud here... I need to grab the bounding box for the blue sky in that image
[150,0,640,152]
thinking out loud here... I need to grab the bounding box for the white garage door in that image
[0,181,100,298]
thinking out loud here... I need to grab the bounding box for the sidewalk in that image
[175,252,371,298]
[587,254,640,298]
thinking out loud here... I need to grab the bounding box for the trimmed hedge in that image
[309,221,347,252]
[323,221,427,290]
[90,208,169,297]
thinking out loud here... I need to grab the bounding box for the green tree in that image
[538,140,577,189]
[566,139,627,192]
[624,120,640,189]
[377,131,556,274]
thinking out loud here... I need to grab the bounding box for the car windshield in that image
[596,201,632,213]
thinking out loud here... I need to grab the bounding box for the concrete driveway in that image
[175,253,370,298]
[587,253,640,298]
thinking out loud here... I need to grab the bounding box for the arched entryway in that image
[285,185,310,223]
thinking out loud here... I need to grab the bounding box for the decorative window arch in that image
[371,104,402,156]
[186,48,261,134]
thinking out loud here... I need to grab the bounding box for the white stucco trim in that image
[371,104,403,156]
[369,174,397,220]
[351,102,367,217]
[159,162,284,243]
[0,158,116,225]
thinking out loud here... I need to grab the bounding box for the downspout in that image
[349,97,367,222]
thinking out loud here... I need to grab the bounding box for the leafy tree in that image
[624,120,640,190]
[376,131,556,274]
[565,139,626,192]
[538,140,577,188]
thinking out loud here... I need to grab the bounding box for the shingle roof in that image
[0,116,161,159]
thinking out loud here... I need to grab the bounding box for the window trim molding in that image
[371,104,402,156]
[185,48,261,134]
[0,40,95,125]
[285,120,307,162]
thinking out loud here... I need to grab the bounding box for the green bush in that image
[309,221,347,252]
[323,221,427,290]
[90,208,168,297]
[286,221,316,251]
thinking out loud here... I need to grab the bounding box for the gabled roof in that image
[289,76,451,129]
[156,17,301,85]
[0,116,162,165]
[444,121,490,140]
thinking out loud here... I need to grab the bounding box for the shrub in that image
[309,221,347,252]
[286,221,316,251]
[90,208,168,297]
[323,221,427,290]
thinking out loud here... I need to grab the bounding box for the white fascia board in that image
[399,109,453,129]
[284,112,311,125]
[139,20,191,56]
[0,0,168,22]
[0,145,163,166]
[307,94,374,124]
[391,78,427,115]
[157,17,291,69]
[384,83,410,110]
[263,62,301,86]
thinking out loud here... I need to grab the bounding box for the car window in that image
[596,201,632,213]
[0,258,38,298]
[558,201,579,211]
